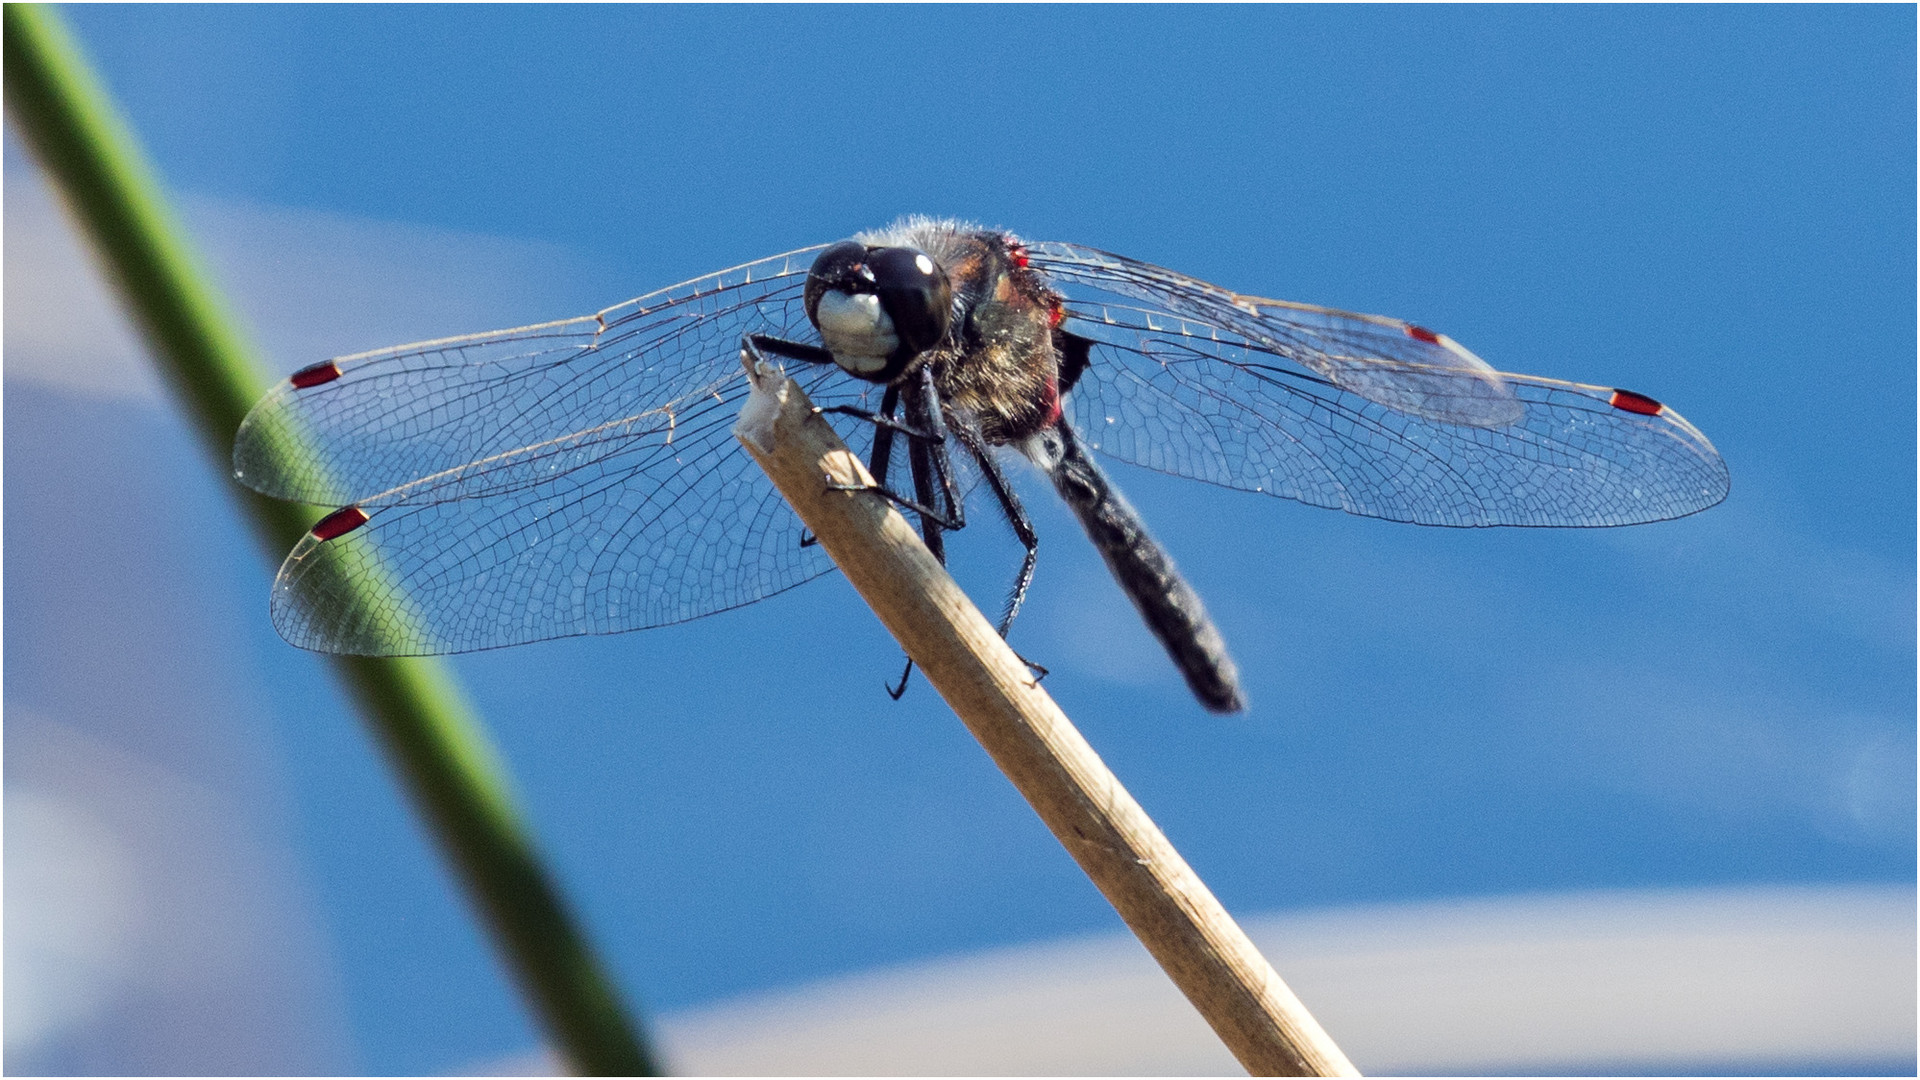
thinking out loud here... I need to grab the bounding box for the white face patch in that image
[815,290,897,375]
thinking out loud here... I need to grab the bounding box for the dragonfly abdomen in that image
[1027,419,1246,714]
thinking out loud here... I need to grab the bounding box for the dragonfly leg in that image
[952,419,1040,638]
[823,480,963,530]
[747,333,835,366]
[889,646,1048,703]
[885,408,935,698]
[800,385,904,550]
[949,417,1051,686]
[901,366,966,540]
[815,403,942,443]
[886,657,915,701]
[905,438,949,560]
[866,384,902,492]
[820,370,963,531]
[740,335,945,526]
[886,369,969,703]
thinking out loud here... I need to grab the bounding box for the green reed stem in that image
[3,5,658,1073]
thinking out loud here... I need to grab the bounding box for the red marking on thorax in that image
[290,361,343,389]
[1005,237,1030,269]
[311,505,370,541]
[1041,374,1062,426]
[1405,324,1441,345]
[1048,300,1065,328]
[1609,389,1664,416]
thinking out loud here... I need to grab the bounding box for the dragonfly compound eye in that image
[867,245,952,357]
[803,241,873,320]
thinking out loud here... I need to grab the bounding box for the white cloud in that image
[1511,669,1916,845]
[5,142,604,400]
[174,191,597,379]
[639,885,1913,1076]
[4,150,160,400]
[4,783,141,1053]
[3,712,350,1072]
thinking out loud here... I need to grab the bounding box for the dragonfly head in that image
[805,241,952,383]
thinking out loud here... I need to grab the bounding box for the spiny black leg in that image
[889,369,967,704]
[815,381,961,529]
[906,367,966,534]
[816,405,939,443]
[951,421,1040,637]
[831,483,964,529]
[905,427,947,564]
[900,367,963,560]
[886,658,915,700]
[834,409,958,704]
[749,333,835,366]
[820,431,957,526]
[885,439,937,701]
[888,423,946,706]
[806,385,906,549]
[867,385,902,492]
[945,416,1052,685]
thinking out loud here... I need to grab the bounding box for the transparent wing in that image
[235,246,898,655]
[1028,242,1729,527]
[235,246,829,506]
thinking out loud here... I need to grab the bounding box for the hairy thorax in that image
[878,222,1067,447]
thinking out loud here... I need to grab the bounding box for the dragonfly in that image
[233,217,1730,713]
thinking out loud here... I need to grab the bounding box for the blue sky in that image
[7,5,1913,1074]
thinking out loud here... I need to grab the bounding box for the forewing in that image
[1026,241,1729,527]
[1030,241,1523,427]
[236,245,911,654]
[233,246,827,506]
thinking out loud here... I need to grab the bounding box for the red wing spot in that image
[290,361,343,389]
[1609,388,1664,416]
[1405,324,1441,345]
[311,505,370,541]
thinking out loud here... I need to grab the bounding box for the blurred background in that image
[5,6,1912,1075]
